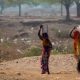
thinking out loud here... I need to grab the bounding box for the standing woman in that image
[70,25,80,72]
[38,25,52,74]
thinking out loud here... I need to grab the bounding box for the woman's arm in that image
[49,40,52,49]
[38,25,43,40]
[70,27,76,39]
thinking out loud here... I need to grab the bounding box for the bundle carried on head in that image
[76,25,80,32]
[41,24,48,34]
[70,25,80,38]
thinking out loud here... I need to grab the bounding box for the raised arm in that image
[70,27,76,39]
[38,25,43,40]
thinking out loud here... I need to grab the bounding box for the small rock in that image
[17,72,21,76]
[16,61,18,63]
[0,72,5,74]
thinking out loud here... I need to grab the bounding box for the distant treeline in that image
[0,0,80,20]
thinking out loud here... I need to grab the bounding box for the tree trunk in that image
[1,6,4,14]
[0,1,4,14]
[65,5,70,21]
[61,3,63,16]
[61,0,63,16]
[77,3,80,17]
[18,4,21,16]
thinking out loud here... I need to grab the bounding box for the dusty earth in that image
[0,16,80,80]
[0,54,80,80]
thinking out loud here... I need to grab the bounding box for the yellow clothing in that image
[42,39,50,47]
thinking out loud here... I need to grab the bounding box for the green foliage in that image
[24,47,41,57]
[31,0,73,5]
[61,0,73,7]
[56,30,69,38]
[6,0,30,6]
[74,0,80,4]
[30,0,58,4]
[52,44,74,54]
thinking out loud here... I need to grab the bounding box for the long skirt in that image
[74,40,80,72]
[41,47,50,74]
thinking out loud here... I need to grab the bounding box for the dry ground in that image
[0,16,80,80]
[0,54,80,80]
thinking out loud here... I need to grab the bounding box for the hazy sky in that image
[1,3,76,16]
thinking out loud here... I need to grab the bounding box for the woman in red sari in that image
[70,26,80,72]
[38,25,52,74]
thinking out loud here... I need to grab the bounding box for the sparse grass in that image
[24,47,41,57]
[51,47,74,55]
[24,45,74,57]
[0,17,78,61]
[56,30,69,38]
[2,42,12,48]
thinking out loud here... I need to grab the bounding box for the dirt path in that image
[0,54,80,80]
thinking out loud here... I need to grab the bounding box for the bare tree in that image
[0,0,5,14]
[74,0,80,17]
[61,0,73,20]
[7,0,29,16]
[33,0,73,20]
